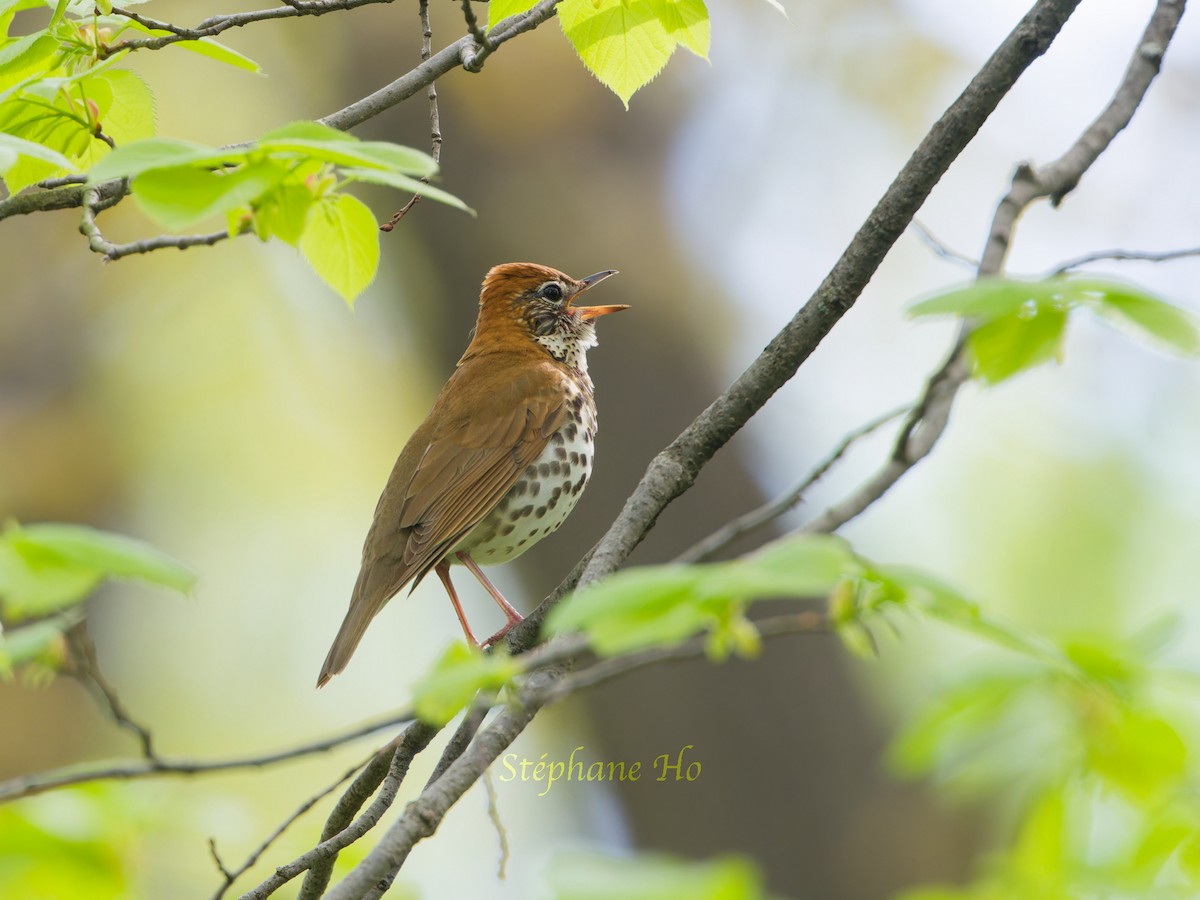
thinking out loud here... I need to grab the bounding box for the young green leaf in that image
[411,642,521,726]
[0,130,70,172]
[0,521,195,620]
[119,20,262,73]
[558,0,677,107]
[87,137,244,182]
[1087,708,1187,800]
[910,278,1067,320]
[0,31,59,83]
[340,167,472,214]
[549,534,852,657]
[967,305,1067,384]
[654,0,710,60]
[131,159,288,230]
[252,181,315,246]
[0,610,80,678]
[299,192,381,305]
[1073,278,1200,357]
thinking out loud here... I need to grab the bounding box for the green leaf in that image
[411,642,521,726]
[559,0,676,107]
[550,535,852,657]
[252,181,315,246]
[0,31,58,84]
[1088,709,1187,799]
[967,305,1067,384]
[0,130,69,172]
[258,122,437,176]
[1074,278,1200,356]
[717,533,856,597]
[909,278,1068,320]
[0,610,80,677]
[1011,789,1068,882]
[888,673,1035,776]
[545,852,766,900]
[299,191,380,304]
[131,158,287,230]
[0,521,195,620]
[120,20,262,73]
[173,37,260,72]
[654,0,710,60]
[86,136,241,181]
[340,167,472,213]
[46,0,68,28]
[487,0,539,30]
[549,566,712,656]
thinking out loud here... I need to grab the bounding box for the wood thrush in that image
[317,263,626,687]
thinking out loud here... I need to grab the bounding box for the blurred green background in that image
[3,0,1200,897]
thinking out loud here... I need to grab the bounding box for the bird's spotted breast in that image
[455,385,596,565]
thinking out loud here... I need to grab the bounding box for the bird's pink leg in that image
[456,551,523,646]
[436,559,480,647]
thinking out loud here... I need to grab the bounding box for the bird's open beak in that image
[572,269,629,320]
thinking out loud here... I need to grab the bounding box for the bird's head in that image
[465,263,627,368]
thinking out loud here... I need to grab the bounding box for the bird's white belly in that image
[455,401,596,565]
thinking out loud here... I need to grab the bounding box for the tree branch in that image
[109,0,399,50]
[1051,244,1200,274]
[210,752,374,900]
[318,0,561,131]
[675,405,911,563]
[798,0,1186,539]
[0,707,416,803]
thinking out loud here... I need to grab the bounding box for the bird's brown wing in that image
[317,360,567,686]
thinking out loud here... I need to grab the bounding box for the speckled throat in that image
[454,372,596,565]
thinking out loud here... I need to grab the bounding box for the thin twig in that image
[319,0,560,131]
[381,0,442,232]
[676,405,911,563]
[0,707,417,803]
[482,768,509,880]
[79,184,236,261]
[1051,245,1200,275]
[911,220,980,270]
[109,0,397,49]
[64,624,157,759]
[210,752,374,900]
[424,698,488,788]
[252,722,439,900]
[460,0,491,70]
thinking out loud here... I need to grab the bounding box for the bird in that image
[317,263,627,687]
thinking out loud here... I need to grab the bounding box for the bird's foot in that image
[481,617,522,650]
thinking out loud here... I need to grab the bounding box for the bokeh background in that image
[3,0,1200,896]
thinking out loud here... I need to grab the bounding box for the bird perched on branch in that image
[318,263,626,687]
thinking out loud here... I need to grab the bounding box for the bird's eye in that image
[540,282,564,303]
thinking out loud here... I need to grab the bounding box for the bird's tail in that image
[317,568,383,688]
